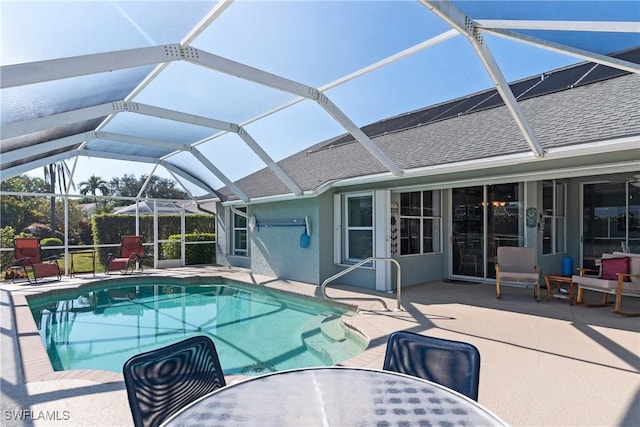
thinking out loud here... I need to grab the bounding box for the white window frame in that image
[542,180,566,254]
[398,189,442,256]
[333,192,375,264]
[232,206,248,257]
[345,192,374,262]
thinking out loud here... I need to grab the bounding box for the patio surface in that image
[1,265,639,426]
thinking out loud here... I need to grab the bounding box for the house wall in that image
[218,168,636,291]
[215,206,251,269]
[249,198,320,284]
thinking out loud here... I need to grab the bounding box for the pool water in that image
[27,278,366,375]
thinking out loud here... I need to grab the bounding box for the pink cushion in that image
[600,257,630,281]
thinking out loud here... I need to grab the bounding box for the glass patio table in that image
[161,366,509,426]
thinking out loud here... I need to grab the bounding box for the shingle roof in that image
[220,56,640,201]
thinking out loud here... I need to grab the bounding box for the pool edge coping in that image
[9,273,387,385]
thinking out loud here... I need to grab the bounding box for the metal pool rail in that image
[321,257,403,311]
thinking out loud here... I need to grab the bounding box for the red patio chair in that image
[106,236,144,275]
[12,237,61,284]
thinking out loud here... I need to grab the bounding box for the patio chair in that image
[573,253,640,317]
[122,335,227,427]
[11,237,61,284]
[495,246,543,300]
[383,330,481,401]
[106,236,144,275]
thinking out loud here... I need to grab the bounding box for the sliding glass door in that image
[452,183,524,279]
[582,182,640,268]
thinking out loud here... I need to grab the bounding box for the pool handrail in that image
[321,257,403,311]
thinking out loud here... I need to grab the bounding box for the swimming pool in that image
[27,277,366,375]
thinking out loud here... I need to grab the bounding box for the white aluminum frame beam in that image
[475,19,640,33]
[1,45,184,89]
[89,132,249,201]
[1,99,300,198]
[2,43,403,177]
[204,29,460,139]
[420,0,545,158]
[1,133,90,165]
[189,49,403,176]
[1,103,115,139]
[125,103,302,195]
[481,28,640,75]
[160,161,224,201]
[1,151,76,180]
[76,148,224,200]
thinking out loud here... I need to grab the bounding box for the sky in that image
[2,0,639,198]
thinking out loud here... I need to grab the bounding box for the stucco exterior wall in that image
[249,198,320,284]
[218,170,635,291]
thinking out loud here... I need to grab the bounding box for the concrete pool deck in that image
[1,265,639,426]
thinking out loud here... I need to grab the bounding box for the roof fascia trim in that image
[329,135,640,189]
[383,160,640,192]
[220,190,317,207]
[420,0,545,158]
[483,28,640,75]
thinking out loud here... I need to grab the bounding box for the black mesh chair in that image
[122,335,226,427]
[383,331,481,401]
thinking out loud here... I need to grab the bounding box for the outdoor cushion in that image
[613,252,640,284]
[572,274,618,290]
[600,257,630,281]
[497,271,539,281]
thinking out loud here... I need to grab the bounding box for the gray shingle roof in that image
[220,71,640,201]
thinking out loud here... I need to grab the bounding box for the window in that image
[345,193,373,261]
[399,190,441,255]
[542,181,566,254]
[233,207,248,256]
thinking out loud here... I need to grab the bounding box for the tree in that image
[109,174,187,206]
[44,161,75,236]
[0,176,48,231]
[79,175,110,205]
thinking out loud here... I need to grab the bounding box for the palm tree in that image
[44,161,75,237]
[79,175,110,206]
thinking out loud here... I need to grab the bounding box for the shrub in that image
[92,214,215,266]
[1,226,16,269]
[162,233,216,265]
[41,237,63,259]
[41,237,63,247]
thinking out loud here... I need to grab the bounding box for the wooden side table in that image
[544,275,574,305]
[69,249,96,277]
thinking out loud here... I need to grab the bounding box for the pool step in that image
[301,315,348,365]
[320,315,346,342]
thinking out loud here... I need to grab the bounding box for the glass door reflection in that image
[452,183,524,280]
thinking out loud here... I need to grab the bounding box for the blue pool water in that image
[27,277,366,375]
